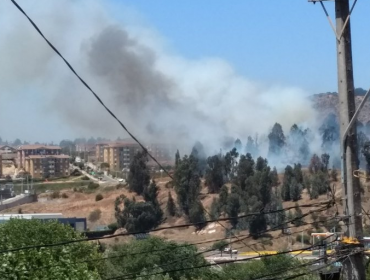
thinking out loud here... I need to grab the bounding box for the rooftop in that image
[18,145,61,150]
[27,155,70,159]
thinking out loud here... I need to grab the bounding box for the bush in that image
[49,191,60,199]
[61,193,69,199]
[108,222,118,232]
[88,209,101,222]
[116,184,125,190]
[81,176,90,181]
[95,193,103,201]
[88,182,99,191]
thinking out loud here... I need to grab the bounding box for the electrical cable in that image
[9,0,173,179]
[3,206,337,276]
[103,240,340,280]
[0,201,332,254]
[98,206,336,279]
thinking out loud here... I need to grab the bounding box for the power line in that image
[103,240,340,280]
[101,207,336,280]
[9,0,173,179]
[2,205,337,277]
[0,201,332,255]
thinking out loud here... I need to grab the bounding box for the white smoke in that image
[0,0,322,164]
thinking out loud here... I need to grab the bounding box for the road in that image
[70,164,118,184]
[205,250,320,263]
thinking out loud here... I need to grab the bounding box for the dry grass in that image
[2,171,370,251]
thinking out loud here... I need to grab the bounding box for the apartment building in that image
[17,145,61,168]
[95,142,110,163]
[103,142,142,171]
[146,143,175,166]
[0,145,16,154]
[24,155,70,178]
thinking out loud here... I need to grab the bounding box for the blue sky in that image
[1,0,369,143]
[110,0,370,93]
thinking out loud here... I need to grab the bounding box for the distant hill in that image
[311,87,370,125]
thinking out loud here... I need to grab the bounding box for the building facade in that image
[0,145,16,154]
[103,142,142,171]
[17,145,62,168]
[24,155,70,178]
[95,142,110,163]
[146,143,175,167]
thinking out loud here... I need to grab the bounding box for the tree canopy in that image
[0,219,101,279]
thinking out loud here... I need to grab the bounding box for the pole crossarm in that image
[311,0,358,41]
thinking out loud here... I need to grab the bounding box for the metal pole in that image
[335,0,365,279]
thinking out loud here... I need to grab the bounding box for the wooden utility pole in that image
[335,1,364,278]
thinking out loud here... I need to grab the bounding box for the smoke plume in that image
[0,0,321,166]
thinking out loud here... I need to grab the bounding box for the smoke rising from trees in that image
[1,0,326,167]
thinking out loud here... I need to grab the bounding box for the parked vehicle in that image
[224,248,238,254]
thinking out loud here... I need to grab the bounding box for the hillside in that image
[311,93,370,124]
[4,172,370,252]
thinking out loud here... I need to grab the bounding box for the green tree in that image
[290,178,302,202]
[190,141,207,176]
[223,148,239,180]
[236,153,255,190]
[255,157,268,172]
[270,167,279,186]
[293,163,303,184]
[249,201,267,239]
[321,153,330,172]
[166,192,176,217]
[175,150,180,167]
[102,237,211,280]
[219,185,229,211]
[268,123,285,156]
[115,195,162,232]
[205,155,224,193]
[226,193,241,228]
[293,203,304,227]
[174,155,201,214]
[212,240,228,256]
[0,219,101,279]
[188,200,206,230]
[128,151,150,195]
[281,165,295,201]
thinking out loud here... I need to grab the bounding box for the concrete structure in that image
[24,155,70,178]
[0,213,86,232]
[17,145,61,168]
[103,142,142,171]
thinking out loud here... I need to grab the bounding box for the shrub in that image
[95,193,103,201]
[88,209,101,222]
[116,184,125,190]
[108,222,118,232]
[49,191,60,199]
[88,182,99,191]
[81,176,90,181]
[61,193,69,199]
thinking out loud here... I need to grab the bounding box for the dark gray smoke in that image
[0,0,322,166]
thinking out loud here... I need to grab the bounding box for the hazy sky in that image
[0,0,369,144]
